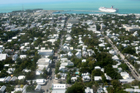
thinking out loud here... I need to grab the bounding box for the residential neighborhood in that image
[0,9,140,93]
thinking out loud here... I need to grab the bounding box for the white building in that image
[85,87,94,93]
[94,76,102,81]
[38,49,54,57]
[35,85,42,91]
[52,84,66,93]
[36,79,46,85]
[0,54,7,61]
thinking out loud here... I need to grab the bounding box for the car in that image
[47,89,48,92]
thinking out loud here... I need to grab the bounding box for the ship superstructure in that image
[99,6,118,13]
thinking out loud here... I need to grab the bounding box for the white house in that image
[18,75,25,80]
[104,73,112,80]
[0,54,7,61]
[94,76,102,81]
[75,51,81,59]
[36,79,46,85]
[120,72,131,79]
[68,51,73,57]
[112,55,119,61]
[95,66,101,70]
[59,66,66,72]
[71,77,77,82]
[35,85,42,91]
[85,87,94,93]
[109,50,116,55]
[20,55,27,59]
[119,79,134,83]
[82,75,91,82]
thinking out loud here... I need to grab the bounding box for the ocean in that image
[0,0,140,14]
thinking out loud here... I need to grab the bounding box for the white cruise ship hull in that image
[99,7,117,13]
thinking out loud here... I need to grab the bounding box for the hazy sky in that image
[0,0,128,4]
[0,0,83,4]
[0,0,138,4]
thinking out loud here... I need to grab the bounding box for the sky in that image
[0,0,140,10]
[0,0,128,4]
[0,0,81,4]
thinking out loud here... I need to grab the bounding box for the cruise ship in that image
[99,6,118,13]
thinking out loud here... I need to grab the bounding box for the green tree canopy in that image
[65,82,85,93]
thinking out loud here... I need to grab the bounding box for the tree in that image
[92,69,104,77]
[118,63,129,71]
[96,24,100,31]
[111,80,121,89]
[26,71,35,80]
[65,82,85,93]
[105,65,122,79]
[122,46,135,54]
[131,80,140,86]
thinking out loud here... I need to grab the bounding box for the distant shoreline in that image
[0,8,140,14]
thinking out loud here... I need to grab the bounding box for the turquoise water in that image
[0,0,140,14]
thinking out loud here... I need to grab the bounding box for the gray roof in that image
[0,85,6,92]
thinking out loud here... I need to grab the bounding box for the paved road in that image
[104,35,140,81]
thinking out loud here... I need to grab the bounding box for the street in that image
[103,33,140,81]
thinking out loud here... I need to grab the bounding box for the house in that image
[22,69,31,73]
[0,78,6,83]
[36,79,46,85]
[104,73,112,80]
[94,76,102,81]
[11,85,28,93]
[67,51,73,57]
[82,59,86,63]
[20,55,27,59]
[12,54,18,61]
[0,54,7,61]
[109,50,116,55]
[7,68,15,74]
[87,49,95,56]
[59,66,66,72]
[0,45,4,53]
[119,79,134,83]
[68,61,74,66]
[99,43,105,47]
[95,66,101,70]
[82,51,88,57]
[124,88,140,93]
[122,24,140,31]
[36,70,43,75]
[112,55,119,61]
[36,58,51,72]
[0,85,6,93]
[71,77,77,82]
[85,87,94,93]
[120,72,131,79]
[97,86,107,93]
[18,75,25,80]
[133,31,139,37]
[35,85,42,91]
[100,23,106,30]
[52,84,66,93]
[82,75,91,82]
[10,76,17,81]
[75,51,81,59]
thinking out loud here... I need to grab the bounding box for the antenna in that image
[111,5,114,8]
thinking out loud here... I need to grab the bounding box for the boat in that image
[99,6,118,13]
